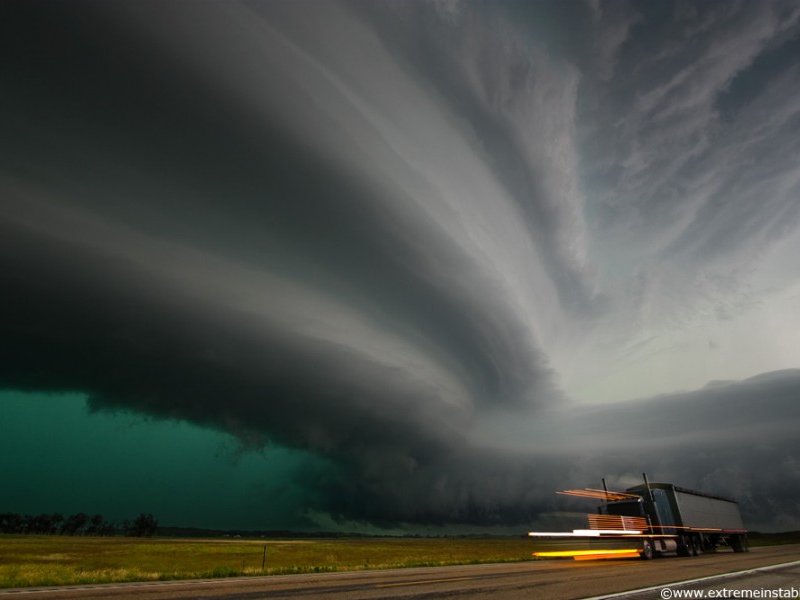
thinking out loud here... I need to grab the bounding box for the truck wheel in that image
[705,536,718,553]
[641,540,654,560]
[731,535,745,553]
[692,537,702,556]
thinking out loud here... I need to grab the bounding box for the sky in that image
[1,0,799,533]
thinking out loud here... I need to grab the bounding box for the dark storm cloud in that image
[555,370,800,531]
[2,0,799,530]
[311,369,800,528]
[357,1,602,314]
[581,0,800,263]
[1,1,564,525]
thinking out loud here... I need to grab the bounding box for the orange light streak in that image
[533,549,641,560]
[587,514,649,531]
[557,488,640,501]
[574,551,641,561]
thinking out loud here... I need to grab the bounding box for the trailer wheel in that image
[731,535,745,553]
[641,540,654,560]
[679,536,693,557]
[692,537,702,556]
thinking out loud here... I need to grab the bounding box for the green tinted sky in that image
[0,390,324,530]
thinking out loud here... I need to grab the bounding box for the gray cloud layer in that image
[1,1,799,529]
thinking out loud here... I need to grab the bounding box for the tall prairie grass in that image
[0,535,535,588]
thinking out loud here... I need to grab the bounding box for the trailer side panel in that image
[672,490,744,530]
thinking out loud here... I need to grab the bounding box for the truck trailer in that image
[529,474,748,560]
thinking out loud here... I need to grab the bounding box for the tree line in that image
[0,512,158,536]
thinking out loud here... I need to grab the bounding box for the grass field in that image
[3,532,796,589]
[747,531,800,546]
[0,535,536,588]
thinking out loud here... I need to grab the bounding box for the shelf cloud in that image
[1,1,799,530]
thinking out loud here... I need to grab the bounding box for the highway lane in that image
[599,559,800,599]
[1,544,798,600]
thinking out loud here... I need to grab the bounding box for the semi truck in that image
[529,474,748,560]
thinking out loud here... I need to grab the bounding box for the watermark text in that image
[660,588,799,599]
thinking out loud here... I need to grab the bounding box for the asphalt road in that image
[601,558,800,600]
[2,544,798,600]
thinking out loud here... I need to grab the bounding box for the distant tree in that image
[128,513,158,537]
[85,514,105,536]
[99,519,117,536]
[28,513,54,534]
[20,514,32,533]
[62,512,89,536]
[0,513,24,534]
[0,510,150,536]
[86,514,116,536]
[50,513,64,535]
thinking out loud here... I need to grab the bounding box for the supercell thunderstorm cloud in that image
[1,1,799,531]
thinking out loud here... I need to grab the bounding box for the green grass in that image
[0,535,536,588]
[748,531,800,546]
[7,532,792,588]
